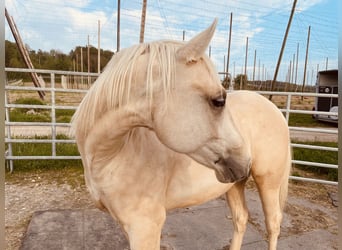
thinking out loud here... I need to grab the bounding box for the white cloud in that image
[67,8,108,32]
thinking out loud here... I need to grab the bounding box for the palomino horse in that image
[71,19,291,250]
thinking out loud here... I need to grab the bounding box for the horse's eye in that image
[211,97,226,108]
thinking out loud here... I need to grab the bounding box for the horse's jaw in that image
[213,156,252,183]
[188,142,252,184]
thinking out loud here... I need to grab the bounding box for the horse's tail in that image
[279,143,292,211]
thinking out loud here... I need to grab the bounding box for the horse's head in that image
[151,19,251,183]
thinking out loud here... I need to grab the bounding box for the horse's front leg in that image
[107,199,167,250]
[124,215,165,250]
[225,179,248,250]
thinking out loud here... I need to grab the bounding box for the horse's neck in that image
[124,127,180,167]
[126,128,231,209]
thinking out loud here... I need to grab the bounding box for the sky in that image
[5,0,339,84]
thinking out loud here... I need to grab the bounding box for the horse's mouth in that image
[214,157,251,183]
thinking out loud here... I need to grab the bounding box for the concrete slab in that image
[20,190,337,250]
[161,199,265,250]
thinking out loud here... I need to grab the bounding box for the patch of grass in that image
[56,109,75,123]
[9,98,75,123]
[9,109,51,122]
[13,97,46,112]
[9,97,50,122]
[288,113,334,127]
[293,141,338,181]
[6,135,82,172]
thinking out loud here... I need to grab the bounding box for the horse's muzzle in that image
[214,157,251,183]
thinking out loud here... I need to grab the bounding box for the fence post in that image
[285,93,292,123]
[50,73,56,157]
[4,86,14,172]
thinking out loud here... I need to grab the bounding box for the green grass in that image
[292,141,338,181]
[6,135,82,172]
[55,109,75,123]
[13,97,46,111]
[9,109,51,122]
[288,113,335,127]
[9,97,75,123]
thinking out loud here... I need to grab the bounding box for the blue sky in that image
[5,0,338,84]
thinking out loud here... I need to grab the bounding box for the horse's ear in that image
[176,18,218,64]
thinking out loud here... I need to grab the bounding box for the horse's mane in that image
[71,40,183,139]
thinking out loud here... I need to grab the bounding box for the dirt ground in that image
[5,168,338,250]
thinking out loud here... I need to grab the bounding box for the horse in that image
[71,19,291,250]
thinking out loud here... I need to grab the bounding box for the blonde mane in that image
[71,40,185,138]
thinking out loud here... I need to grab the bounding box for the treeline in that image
[5,40,114,80]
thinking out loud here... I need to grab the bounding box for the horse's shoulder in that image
[227,90,264,103]
[227,90,281,117]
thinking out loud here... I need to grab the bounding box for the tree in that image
[5,40,115,80]
[234,74,248,90]
[5,40,26,80]
[221,75,231,89]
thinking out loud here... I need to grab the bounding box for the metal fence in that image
[5,68,338,185]
[5,68,96,169]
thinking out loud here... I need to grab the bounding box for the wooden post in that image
[5,8,45,99]
[140,0,147,43]
[80,47,83,85]
[252,49,256,84]
[223,55,226,72]
[98,20,101,73]
[295,42,299,85]
[291,53,295,84]
[233,61,236,79]
[117,0,120,52]
[87,35,90,85]
[258,59,260,81]
[301,25,310,94]
[286,60,291,91]
[226,12,233,73]
[244,37,248,79]
[270,0,297,99]
[80,47,83,72]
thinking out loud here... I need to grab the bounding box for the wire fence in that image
[5,68,338,185]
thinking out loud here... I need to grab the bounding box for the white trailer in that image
[313,69,338,123]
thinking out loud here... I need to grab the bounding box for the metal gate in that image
[5,68,338,185]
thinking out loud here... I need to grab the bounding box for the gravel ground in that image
[5,169,338,250]
[5,169,95,250]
